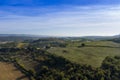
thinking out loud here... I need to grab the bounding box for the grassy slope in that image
[48,41,120,67]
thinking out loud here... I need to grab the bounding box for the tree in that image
[81,43,85,47]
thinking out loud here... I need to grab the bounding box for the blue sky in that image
[0,0,120,36]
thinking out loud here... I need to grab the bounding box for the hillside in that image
[0,34,49,41]
[48,41,120,67]
[0,46,120,80]
[0,37,120,80]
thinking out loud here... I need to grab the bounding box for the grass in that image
[17,42,29,48]
[48,41,120,67]
[0,62,29,80]
[18,58,39,70]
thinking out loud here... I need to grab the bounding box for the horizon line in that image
[0,33,119,37]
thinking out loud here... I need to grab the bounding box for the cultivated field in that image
[0,62,29,80]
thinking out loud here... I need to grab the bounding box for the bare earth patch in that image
[0,62,29,80]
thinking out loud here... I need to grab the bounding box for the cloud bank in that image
[0,5,120,36]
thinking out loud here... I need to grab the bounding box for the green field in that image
[48,41,120,67]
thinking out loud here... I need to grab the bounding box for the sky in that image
[0,0,120,36]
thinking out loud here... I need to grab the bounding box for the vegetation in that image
[101,56,120,80]
[0,38,120,80]
[28,38,67,49]
[48,41,120,67]
[109,38,120,43]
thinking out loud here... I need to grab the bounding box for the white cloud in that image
[0,5,120,36]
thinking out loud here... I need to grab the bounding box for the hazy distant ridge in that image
[0,34,119,41]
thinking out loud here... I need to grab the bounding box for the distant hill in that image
[113,34,120,38]
[0,34,49,41]
[79,34,120,40]
[0,34,120,41]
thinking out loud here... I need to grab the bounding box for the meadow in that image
[48,41,120,67]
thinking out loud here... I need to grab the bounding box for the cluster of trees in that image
[78,43,85,48]
[108,38,120,43]
[28,38,67,48]
[14,60,33,79]
[0,48,20,53]
[101,56,120,80]
[29,42,67,49]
